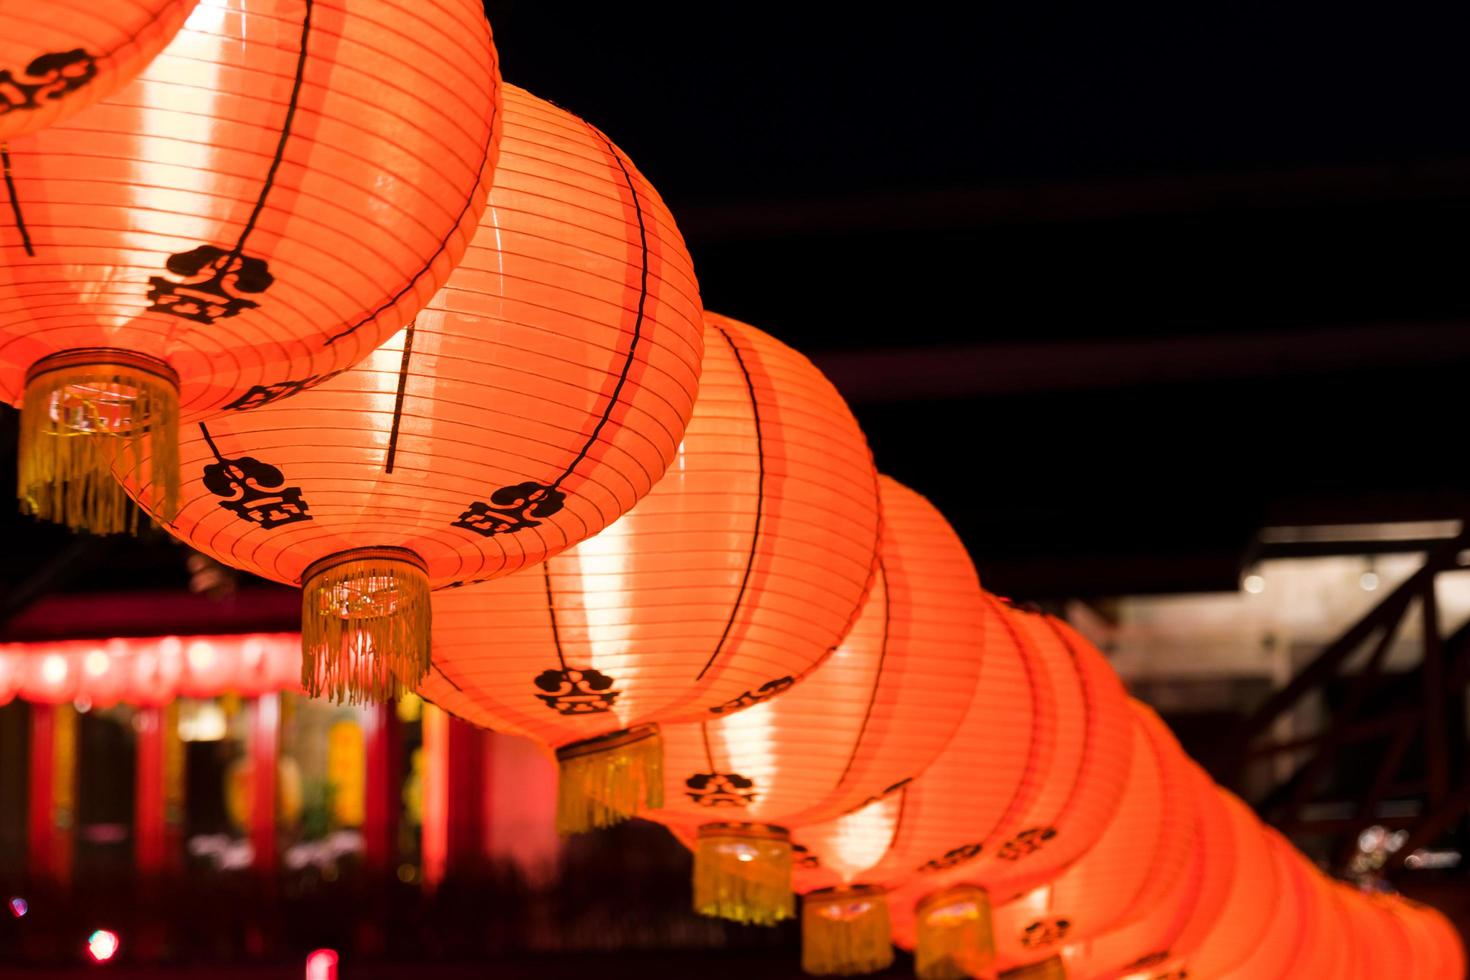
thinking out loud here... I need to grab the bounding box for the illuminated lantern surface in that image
[1401,896,1466,980]
[1268,845,1342,980]
[1215,827,1306,980]
[19,649,79,704]
[118,84,704,703]
[1167,789,1277,977]
[420,312,881,832]
[0,0,198,139]
[0,650,22,705]
[1058,762,1223,980]
[993,700,1196,969]
[647,475,985,927]
[3,0,503,533]
[793,600,1131,978]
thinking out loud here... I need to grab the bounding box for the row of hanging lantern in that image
[4,4,1465,979]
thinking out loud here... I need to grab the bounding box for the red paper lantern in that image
[126,636,187,707]
[0,1,198,139]
[76,641,128,708]
[3,0,503,533]
[117,84,705,703]
[18,648,79,704]
[0,650,21,705]
[992,701,1196,970]
[419,312,881,832]
[1216,827,1308,979]
[1057,763,1222,980]
[1399,896,1466,980]
[1167,789,1277,977]
[646,476,984,935]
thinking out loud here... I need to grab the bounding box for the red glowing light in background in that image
[8,897,26,918]
[86,929,120,963]
[305,948,339,980]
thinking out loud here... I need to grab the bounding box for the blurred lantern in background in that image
[117,84,705,704]
[419,312,881,834]
[0,0,199,139]
[3,0,503,533]
[646,476,984,932]
[0,649,22,705]
[20,649,78,704]
[829,597,1132,978]
[992,701,1196,971]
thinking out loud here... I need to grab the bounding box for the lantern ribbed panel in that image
[1,0,501,411]
[116,83,703,587]
[649,476,983,842]
[0,0,199,139]
[1411,898,1466,980]
[1389,899,1445,980]
[1175,790,1277,976]
[994,700,1197,969]
[1217,829,1305,980]
[2,0,502,513]
[1272,848,1333,980]
[1057,760,1220,979]
[420,311,880,740]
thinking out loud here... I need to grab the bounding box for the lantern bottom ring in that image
[554,725,664,836]
[802,884,894,976]
[915,885,996,980]
[301,546,431,705]
[694,822,796,926]
[19,347,180,534]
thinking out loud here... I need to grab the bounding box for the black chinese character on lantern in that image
[146,245,274,324]
[917,842,984,873]
[996,826,1057,861]
[710,676,795,715]
[0,49,97,115]
[684,771,758,807]
[221,371,343,411]
[453,481,567,537]
[791,844,821,870]
[533,667,619,715]
[199,425,312,530]
[1021,917,1071,948]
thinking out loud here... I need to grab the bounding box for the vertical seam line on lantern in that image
[988,595,1051,840]
[326,68,501,347]
[544,126,649,492]
[693,323,766,682]
[542,562,569,672]
[383,320,417,473]
[227,0,313,261]
[1,144,34,257]
[832,554,890,791]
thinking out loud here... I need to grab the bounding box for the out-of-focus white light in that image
[1360,571,1380,591]
[1243,574,1266,595]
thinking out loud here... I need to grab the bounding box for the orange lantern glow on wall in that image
[3,0,503,533]
[117,84,704,703]
[419,312,882,833]
[992,701,1196,970]
[849,598,1132,978]
[0,1,198,139]
[646,476,985,933]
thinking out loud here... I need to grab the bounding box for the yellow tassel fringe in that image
[1000,956,1067,979]
[18,350,179,534]
[802,885,894,976]
[301,548,431,704]
[555,725,663,836]
[916,886,995,980]
[695,822,795,925]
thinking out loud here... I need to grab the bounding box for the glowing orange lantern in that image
[833,598,1132,978]
[646,476,984,932]
[0,1,198,139]
[1164,789,1277,976]
[1057,762,1222,979]
[19,648,79,704]
[993,701,1197,970]
[419,312,881,833]
[3,0,503,533]
[1216,827,1307,980]
[117,84,705,703]
[1402,896,1466,980]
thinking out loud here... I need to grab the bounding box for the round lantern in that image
[1398,896,1466,980]
[19,648,80,704]
[2,0,503,533]
[1166,789,1278,977]
[647,476,985,930]
[77,641,129,708]
[117,84,705,703]
[992,701,1196,970]
[0,0,198,139]
[1057,762,1223,980]
[1215,827,1307,979]
[127,637,186,707]
[826,597,1133,978]
[1264,839,1338,980]
[419,311,882,833]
